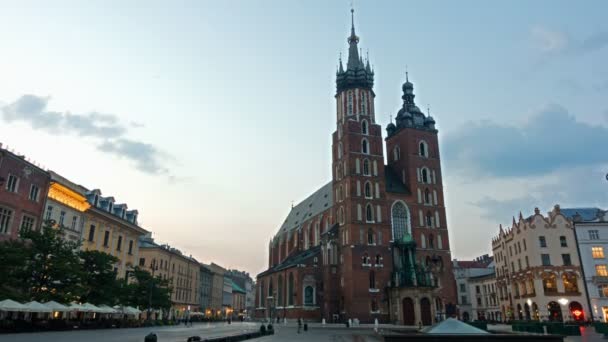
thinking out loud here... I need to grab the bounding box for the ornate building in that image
[492,205,589,322]
[254,10,456,325]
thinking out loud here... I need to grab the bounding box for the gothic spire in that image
[335,6,373,93]
[346,8,361,70]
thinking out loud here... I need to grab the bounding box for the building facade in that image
[255,10,457,325]
[80,189,148,279]
[138,235,200,318]
[44,171,90,244]
[566,208,608,322]
[199,264,214,315]
[492,205,589,322]
[231,279,246,318]
[227,269,255,318]
[208,263,226,317]
[452,256,494,321]
[0,144,50,241]
[468,271,500,322]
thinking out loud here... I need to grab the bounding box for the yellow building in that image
[138,235,200,319]
[44,171,90,244]
[81,189,149,279]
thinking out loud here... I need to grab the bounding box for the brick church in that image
[255,10,457,325]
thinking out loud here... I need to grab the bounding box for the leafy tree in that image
[0,239,30,301]
[79,250,120,305]
[20,221,84,302]
[124,267,172,312]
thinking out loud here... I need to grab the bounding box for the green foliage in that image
[0,221,172,310]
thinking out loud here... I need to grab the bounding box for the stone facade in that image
[492,205,589,322]
[0,144,50,241]
[255,10,456,325]
[452,256,495,321]
[44,171,90,244]
[468,271,500,321]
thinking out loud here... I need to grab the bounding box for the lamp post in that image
[147,259,159,321]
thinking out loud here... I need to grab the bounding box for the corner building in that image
[255,11,456,325]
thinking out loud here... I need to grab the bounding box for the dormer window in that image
[108,202,113,213]
[93,195,99,207]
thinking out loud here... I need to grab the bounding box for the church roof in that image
[258,245,321,277]
[275,182,333,239]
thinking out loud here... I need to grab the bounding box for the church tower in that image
[385,74,458,318]
[331,9,392,322]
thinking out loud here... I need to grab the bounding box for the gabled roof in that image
[258,246,321,278]
[275,182,332,238]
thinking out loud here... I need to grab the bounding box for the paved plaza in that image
[0,322,606,342]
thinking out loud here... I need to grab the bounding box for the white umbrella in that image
[0,299,26,312]
[22,301,52,313]
[97,305,117,314]
[81,303,103,313]
[68,302,85,311]
[43,301,69,312]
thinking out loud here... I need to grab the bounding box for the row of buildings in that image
[454,206,608,323]
[0,143,254,319]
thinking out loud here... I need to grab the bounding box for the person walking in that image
[297,317,302,334]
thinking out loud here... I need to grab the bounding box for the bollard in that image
[144,333,157,342]
[322,318,326,325]
[304,323,308,331]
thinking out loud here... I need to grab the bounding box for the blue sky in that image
[1,0,607,275]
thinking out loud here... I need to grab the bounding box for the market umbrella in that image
[0,299,26,312]
[98,305,117,314]
[68,302,85,311]
[22,301,52,313]
[43,301,69,312]
[81,303,104,313]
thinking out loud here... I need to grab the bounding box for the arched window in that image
[420,233,426,248]
[260,281,265,306]
[363,159,370,176]
[428,234,434,249]
[362,253,370,265]
[362,139,369,154]
[421,168,429,183]
[375,254,381,265]
[338,142,343,159]
[361,120,368,135]
[338,207,345,225]
[393,146,400,161]
[426,211,433,227]
[543,273,558,294]
[368,228,375,244]
[336,164,342,180]
[361,92,367,115]
[563,273,579,293]
[419,140,428,157]
[355,159,361,174]
[338,126,342,139]
[347,91,353,115]
[277,275,284,306]
[391,201,410,241]
[268,277,273,297]
[337,185,343,202]
[366,204,374,222]
[304,226,310,249]
[364,182,372,198]
[288,273,294,305]
[424,188,431,204]
[369,270,376,289]
[304,286,314,306]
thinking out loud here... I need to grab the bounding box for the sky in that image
[1,0,607,276]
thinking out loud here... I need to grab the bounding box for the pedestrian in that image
[297,317,302,334]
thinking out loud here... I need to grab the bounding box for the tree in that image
[124,267,172,312]
[0,239,30,301]
[20,221,84,303]
[79,250,120,305]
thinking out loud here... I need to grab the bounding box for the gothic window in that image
[362,138,369,154]
[428,234,434,249]
[288,273,294,305]
[421,233,427,248]
[336,164,343,180]
[391,201,410,241]
[268,278,273,297]
[364,181,372,198]
[338,207,345,226]
[419,140,428,157]
[366,204,374,222]
[426,211,433,227]
[361,120,368,135]
[368,228,375,245]
[363,159,370,176]
[277,275,284,306]
[361,92,367,115]
[362,253,370,265]
[424,189,431,204]
[260,281,265,306]
[355,159,361,174]
[338,126,342,139]
[393,146,400,161]
[304,286,314,306]
[421,168,429,183]
[347,91,353,115]
[338,142,343,159]
[369,270,376,289]
[375,254,381,265]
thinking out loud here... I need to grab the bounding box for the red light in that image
[572,310,582,317]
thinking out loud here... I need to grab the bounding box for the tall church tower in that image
[331,9,393,322]
[385,75,458,317]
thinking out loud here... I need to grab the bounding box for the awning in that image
[43,301,69,312]
[0,299,27,312]
[23,301,52,313]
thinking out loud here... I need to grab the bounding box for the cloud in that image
[98,139,169,175]
[472,166,608,222]
[580,31,608,52]
[1,94,125,138]
[443,104,608,178]
[1,94,175,177]
[531,26,569,54]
